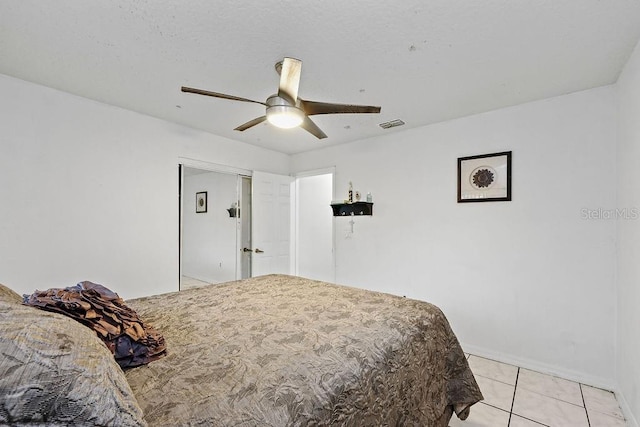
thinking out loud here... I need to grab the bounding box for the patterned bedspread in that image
[124,275,482,426]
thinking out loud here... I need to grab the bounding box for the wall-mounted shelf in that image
[331,202,373,216]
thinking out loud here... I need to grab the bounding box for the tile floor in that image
[450,354,627,427]
[180,276,213,290]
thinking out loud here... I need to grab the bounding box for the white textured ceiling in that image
[1,1,640,154]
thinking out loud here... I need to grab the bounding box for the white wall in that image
[0,74,289,300]
[292,86,617,387]
[616,38,640,427]
[182,171,239,284]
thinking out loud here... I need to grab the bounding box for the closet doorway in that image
[179,165,251,290]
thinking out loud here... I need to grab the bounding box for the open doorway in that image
[179,165,251,290]
[294,169,335,283]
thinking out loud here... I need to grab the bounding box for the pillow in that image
[0,283,22,305]
[0,301,147,426]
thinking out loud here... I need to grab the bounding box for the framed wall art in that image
[457,151,512,203]
[196,191,208,213]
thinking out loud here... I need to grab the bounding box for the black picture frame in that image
[196,191,208,213]
[457,151,512,203]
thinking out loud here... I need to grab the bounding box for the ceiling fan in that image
[181,57,381,139]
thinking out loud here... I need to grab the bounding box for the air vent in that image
[379,119,405,129]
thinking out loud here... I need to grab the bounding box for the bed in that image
[0,274,482,426]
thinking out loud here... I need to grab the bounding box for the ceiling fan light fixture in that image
[266,105,305,129]
[265,95,305,129]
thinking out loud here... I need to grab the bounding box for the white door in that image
[251,171,294,276]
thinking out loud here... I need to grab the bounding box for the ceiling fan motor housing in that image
[265,94,305,128]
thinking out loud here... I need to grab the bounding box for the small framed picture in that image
[458,151,512,202]
[196,191,208,213]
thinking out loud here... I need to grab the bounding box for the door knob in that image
[254,248,264,253]
[242,248,252,253]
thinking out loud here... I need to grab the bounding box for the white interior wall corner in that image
[615,37,640,427]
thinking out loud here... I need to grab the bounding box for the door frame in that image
[239,175,252,279]
[178,157,252,290]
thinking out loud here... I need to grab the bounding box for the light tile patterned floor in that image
[180,276,213,290]
[450,354,627,427]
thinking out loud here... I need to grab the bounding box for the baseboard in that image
[461,343,615,391]
[615,389,639,427]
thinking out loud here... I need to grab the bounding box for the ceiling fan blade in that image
[300,99,381,116]
[278,57,302,104]
[234,116,267,131]
[300,116,328,139]
[181,86,266,106]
